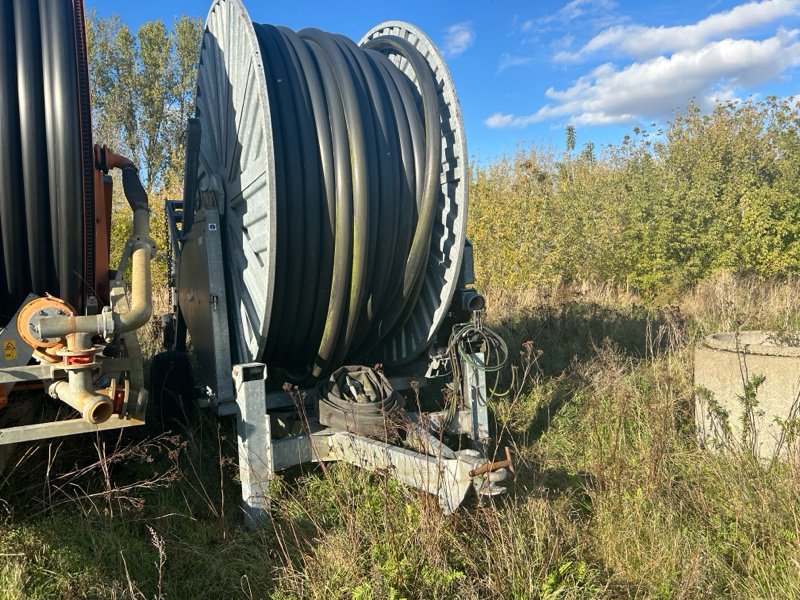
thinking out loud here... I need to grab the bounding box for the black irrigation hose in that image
[0,0,89,321]
[249,25,442,377]
[315,365,404,440]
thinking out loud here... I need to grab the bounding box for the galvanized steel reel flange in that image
[359,21,468,365]
[195,0,277,364]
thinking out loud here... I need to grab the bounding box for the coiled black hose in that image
[248,25,442,377]
[315,365,404,440]
[0,0,90,322]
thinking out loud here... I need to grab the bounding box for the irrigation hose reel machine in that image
[167,0,511,525]
[0,0,510,525]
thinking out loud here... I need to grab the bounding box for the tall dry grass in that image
[2,275,800,598]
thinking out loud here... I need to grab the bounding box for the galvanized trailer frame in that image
[231,351,498,529]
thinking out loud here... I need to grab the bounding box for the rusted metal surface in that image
[470,447,514,477]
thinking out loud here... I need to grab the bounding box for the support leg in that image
[233,363,271,529]
[462,352,490,449]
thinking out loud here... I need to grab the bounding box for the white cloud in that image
[557,0,800,61]
[498,53,536,72]
[485,113,516,128]
[442,22,475,58]
[522,0,620,35]
[548,0,618,25]
[485,32,800,128]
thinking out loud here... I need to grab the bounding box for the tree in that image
[565,125,576,153]
[87,12,203,193]
[87,12,203,288]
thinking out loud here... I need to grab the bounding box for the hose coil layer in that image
[316,365,404,440]
[0,0,92,321]
[194,0,467,375]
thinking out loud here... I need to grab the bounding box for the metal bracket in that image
[116,233,157,276]
[177,193,235,408]
[462,352,490,449]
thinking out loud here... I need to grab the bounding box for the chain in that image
[474,308,485,331]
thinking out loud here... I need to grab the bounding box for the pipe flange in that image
[129,234,157,255]
[54,345,103,357]
[17,296,76,349]
[54,344,104,369]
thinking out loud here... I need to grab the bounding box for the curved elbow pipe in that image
[115,243,152,332]
[103,147,135,171]
[37,242,152,338]
[34,157,153,341]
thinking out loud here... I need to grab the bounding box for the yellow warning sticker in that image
[3,340,17,361]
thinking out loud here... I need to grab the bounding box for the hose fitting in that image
[49,379,113,424]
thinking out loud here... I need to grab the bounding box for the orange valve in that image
[17,297,76,350]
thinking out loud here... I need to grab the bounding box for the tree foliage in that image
[470,98,800,298]
[87,12,203,192]
[86,13,799,301]
[87,12,202,287]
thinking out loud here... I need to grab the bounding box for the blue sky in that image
[88,0,800,161]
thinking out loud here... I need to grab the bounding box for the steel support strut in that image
[462,352,490,449]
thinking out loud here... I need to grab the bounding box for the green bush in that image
[470,98,800,298]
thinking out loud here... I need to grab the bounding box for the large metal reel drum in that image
[195,0,276,364]
[193,0,467,373]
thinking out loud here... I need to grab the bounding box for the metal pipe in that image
[103,148,135,170]
[117,239,152,332]
[37,232,151,337]
[48,370,113,425]
[35,161,152,340]
[459,289,485,313]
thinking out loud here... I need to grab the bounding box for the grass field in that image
[2,274,800,599]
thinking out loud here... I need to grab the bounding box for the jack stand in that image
[462,352,490,450]
[232,363,271,529]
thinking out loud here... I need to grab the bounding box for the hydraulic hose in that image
[243,25,442,377]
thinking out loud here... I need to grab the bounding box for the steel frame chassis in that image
[232,352,497,528]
